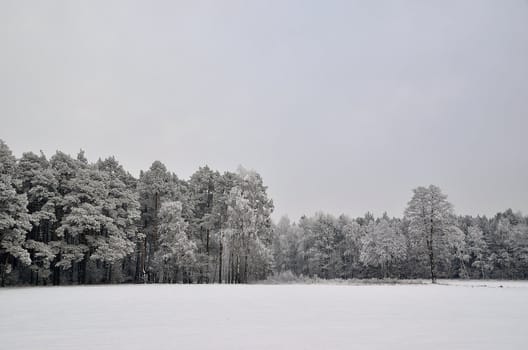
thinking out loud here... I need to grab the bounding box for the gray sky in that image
[1,1,527,220]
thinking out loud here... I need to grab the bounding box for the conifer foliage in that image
[0,140,274,285]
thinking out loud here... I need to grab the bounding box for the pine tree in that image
[54,156,109,283]
[0,140,31,285]
[188,166,219,282]
[137,161,181,282]
[92,157,141,282]
[16,151,58,284]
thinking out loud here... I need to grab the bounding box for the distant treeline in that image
[272,193,528,282]
[1,139,527,286]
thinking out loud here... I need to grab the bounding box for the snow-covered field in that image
[1,282,527,350]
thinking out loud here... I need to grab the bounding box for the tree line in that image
[0,140,273,286]
[1,139,527,286]
[272,186,528,282]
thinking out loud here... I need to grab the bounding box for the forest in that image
[1,139,527,286]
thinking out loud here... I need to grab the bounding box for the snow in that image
[1,283,527,349]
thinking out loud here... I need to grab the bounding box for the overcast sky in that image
[1,1,527,220]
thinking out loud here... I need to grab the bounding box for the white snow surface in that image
[1,282,527,349]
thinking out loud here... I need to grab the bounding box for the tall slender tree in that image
[137,161,180,282]
[152,201,196,283]
[404,185,455,283]
[188,166,219,282]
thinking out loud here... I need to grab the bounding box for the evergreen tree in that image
[93,157,141,283]
[187,166,219,282]
[137,161,180,282]
[53,154,109,284]
[16,151,58,285]
[0,141,31,285]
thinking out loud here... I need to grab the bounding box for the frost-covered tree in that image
[0,141,31,285]
[486,211,528,279]
[511,222,528,278]
[359,219,407,278]
[271,216,303,274]
[223,167,274,283]
[187,166,219,282]
[466,225,489,278]
[137,161,180,282]
[301,213,340,279]
[488,216,516,279]
[92,157,141,282]
[152,201,196,283]
[46,153,142,284]
[210,171,237,283]
[404,185,456,283]
[16,151,58,284]
[341,218,364,279]
[53,153,110,283]
[448,226,469,278]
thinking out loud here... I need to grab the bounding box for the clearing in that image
[1,281,527,349]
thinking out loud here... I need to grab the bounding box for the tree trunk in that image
[142,237,147,283]
[205,229,210,283]
[148,192,160,283]
[107,264,113,283]
[428,210,437,284]
[0,254,8,287]
[229,253,234,284]
[427,238,436,283]
[243,247,249,283]
[218,241,223,284]
[54,265,61,286]
[70,262,75,284]
[135,247,141,283]
[235,255,240,283]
